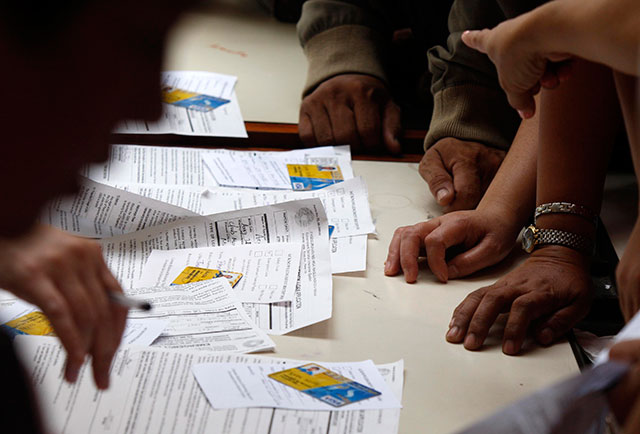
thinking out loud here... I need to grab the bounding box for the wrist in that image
[530,244,591,269]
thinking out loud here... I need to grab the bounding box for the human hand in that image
[0,225,127,389]
[446,245,592,355]
[617,219,640,321]
[298,74,402,153]
[385,208,520,283]
[420,138,505,212]
[461,18,572,119]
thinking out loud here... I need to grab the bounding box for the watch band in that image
[521,225,593,255]
[534,202,598,226]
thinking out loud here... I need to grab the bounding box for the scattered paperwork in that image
[115,71,247,138]
[137,243,302,304]
[126,279,274,353]
[17,336,403,434]
[192,359,402,411]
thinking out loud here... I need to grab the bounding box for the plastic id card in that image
[268,363,381,407]
[171,266,243,288]
[0,312,56,338]
[287,164,344,191]
[161,86,230,112]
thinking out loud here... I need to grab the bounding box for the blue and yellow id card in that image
[268,363,381,407]
[287,164,344,191]
[171,266,243,288]
[162,86,230,112]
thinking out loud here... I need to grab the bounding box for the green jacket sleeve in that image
[425,0,545,151]
[297,0,392,96]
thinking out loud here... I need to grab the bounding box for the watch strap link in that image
[536,228,593,254]
[534,202,598,226]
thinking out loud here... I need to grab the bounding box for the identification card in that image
[171,266,243,288]
[162,86,230,112]
[268,363,381,407]
[287,164,344,190]
[0,312,56,338]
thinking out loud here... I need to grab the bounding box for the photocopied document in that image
[201,177,375,238]
[17,337,404,434]
[126,279,274,353]
[192,360,402,411]
[42,177,198,237]
[110,182,207,214]
[0,299,167,346]
[137,243,302,304]
[202,146,354,190]
[100,198,332,334]
[115,71,247,138]
[82,144,219,186]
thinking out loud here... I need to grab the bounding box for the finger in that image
[464,286,515,350]
[25,278,86,383]
[540,70,560,89]
[503,291,558,355]
[555,61,573,83]
[609,340,640,364]
[353,100,382,149]
[446,288,487,344]
[534,300,591,346]
[54,271,97,352]
[312,105,336,146]
[424,219,471,282]
[385,227,405,276]
[506,91,536,119]
[447,236,512,279]
[298,111,318,147]
[382,101,402,154]
[420,149,454,206]
[327,104,360,147]
[398,227,427,283]
[448,161,484,212]
[461,29,490,53]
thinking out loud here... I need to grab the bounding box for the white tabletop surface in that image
[165,0,306,124]
[269,160,579,434]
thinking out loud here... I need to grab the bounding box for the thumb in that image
[420,149,454,206]
[506,90,537,119]
[382,101,402,154]
[461,29,491,53]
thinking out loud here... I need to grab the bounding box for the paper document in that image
[201,177,375,238]
[82,144,219,186]
[596,308,640,364]
[101,198,332,334]
[331,234,368,273]
[192,360,402,411]
[137,243,302,304]
[110,182,207,214]
[42,177,198,237]
[126,279,274,353]
[17,337,403,434]
[115,71,247,137]
[202,146,354,189]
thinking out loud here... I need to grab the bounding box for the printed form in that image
[137,243,302,304]
[115,71,247,138]
[126,279,274,353]
[17,337,403,434]
[100,198,332,334]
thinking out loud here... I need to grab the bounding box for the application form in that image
[17,337,403,434]
[201,177,375,238]
[115,71,247,138]
[192,360,402,411]
[100,199,332,334]
[42,178,198,237]
[137,243,302,304]
[126,279,274,353]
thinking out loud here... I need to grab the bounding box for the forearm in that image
[533,0,640,75]
[476,101,538,232]
[614,72,640,205]
[536,60,620,237]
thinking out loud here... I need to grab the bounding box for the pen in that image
[108,292,152,311]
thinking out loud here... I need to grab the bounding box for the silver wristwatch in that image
[521,224,593,254]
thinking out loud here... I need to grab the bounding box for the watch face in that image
[522,226,535,252]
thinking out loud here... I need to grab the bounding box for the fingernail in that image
[462,30,470,37]
[436,188,448,203]
[446,326,460,341]
[464,333,479,349]
[517,109,533,119]
[449,317,455,328]
[384,261,391,274]
[67,366,79,383]
[539,328,554,345]
[503,339,516,355]
[448,265,459,279]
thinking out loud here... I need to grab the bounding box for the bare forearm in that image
[536,60,620,236]
[535,0,640,75]
[614,72,640,205]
